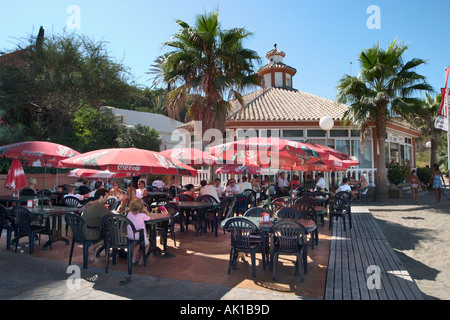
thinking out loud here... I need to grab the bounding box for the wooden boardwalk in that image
[324,207,424,300]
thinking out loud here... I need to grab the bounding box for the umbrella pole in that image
[41,159,47,209]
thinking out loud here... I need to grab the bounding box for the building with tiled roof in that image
[180,45,421,187]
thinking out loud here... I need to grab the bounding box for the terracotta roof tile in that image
[228,87,349,122]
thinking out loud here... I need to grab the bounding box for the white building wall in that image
[102,106,183,151]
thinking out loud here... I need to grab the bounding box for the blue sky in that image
[1,0,449,101]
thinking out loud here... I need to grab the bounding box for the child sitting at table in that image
[126,199,151,266]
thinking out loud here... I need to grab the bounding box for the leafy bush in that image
[416,167,431,186]
[387,164,409,186]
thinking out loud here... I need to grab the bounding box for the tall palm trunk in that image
[375,102,388,199]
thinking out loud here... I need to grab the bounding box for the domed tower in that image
[257,44,297,89]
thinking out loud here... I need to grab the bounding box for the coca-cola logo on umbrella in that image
[117,164,141,171]
[154,154,173,169]
[56,145,76,158]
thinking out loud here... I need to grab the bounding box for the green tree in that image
[0,29,131,142]
[71,104,120,152]
[337,40,433,199]
[116,124,161,151]
[403,93,444,167]
[157,11,261,135]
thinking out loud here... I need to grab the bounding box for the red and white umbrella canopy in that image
[301,143,351,160]
[215,164,263,175]
[159,148,218,166]
[0,141,80,162]
[208,137,329,168]
[294,155,360,172]
[68,168,129,179]
[4,158,28,190]
[60,148,197,176]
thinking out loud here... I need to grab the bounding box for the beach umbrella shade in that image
[67,168,129,179]
[294,155,360,172]
[60,148,197,201]
[207,137,329,168]
[215,164,263,175]
[4,158,28,191]
[0,141,79,162]
[301,142,352,160]
[60,148,197,176]
[159,148,218,166]
[0,141,80,204]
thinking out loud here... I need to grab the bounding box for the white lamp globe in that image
[425,141,432,148]
[320,116,334,131]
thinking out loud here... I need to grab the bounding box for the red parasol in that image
[4,158,28,191]
[301,143,351,160]
[60,147,197,176]
[215,164,263,175]
[159,148,218,166]
[0,141,79,162]
[294,155,360,172]
[1,141,80,203]
[67,168,129,179]
[208,137,329,168]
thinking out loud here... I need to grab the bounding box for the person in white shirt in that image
[136,179,149,199]
[214,178,224,196]
[152,179,165,190]
[87,180,103,198]
[277,172,289,188]
[315,173,326,190]
[64,185,85,202]
[199,180,220,202]
[238,176,252,192]
[225,178,240,195]
[335,177,352,194]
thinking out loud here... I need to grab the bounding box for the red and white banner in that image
[438,66,450,117]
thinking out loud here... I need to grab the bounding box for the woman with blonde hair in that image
[126,199,151,265]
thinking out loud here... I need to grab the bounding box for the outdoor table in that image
[145,212,172,258]
[177,201,215,235]
[11,205,81,251]
[221,216,317,266]
[0,196,50,207]
[51,191,68,206]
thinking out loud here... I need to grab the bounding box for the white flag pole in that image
[446,68,450,200]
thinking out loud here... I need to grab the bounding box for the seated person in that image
[315,173,326,190]
[64,185,85,203]
[182,184,196,199]
[199,180,220,202]
[289,174,300,188]
[109,182,124,201]
[136,179,149,199]
[120,187,137,212]
[152,179,165,190]
[214,178,224,196]
[350,174,369,200]
[224,178,240,195]
[86,180,103,199]
[335,177,352,194]
[238,176,252,191]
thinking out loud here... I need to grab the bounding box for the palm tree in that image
[337,40,433,199]
[404,93,443,167]
[156,11,260,137]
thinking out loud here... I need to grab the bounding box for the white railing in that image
[183,168,377,189]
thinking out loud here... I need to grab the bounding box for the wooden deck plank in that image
[324,206,424,300]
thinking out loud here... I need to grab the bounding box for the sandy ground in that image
[367,190,450,300]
